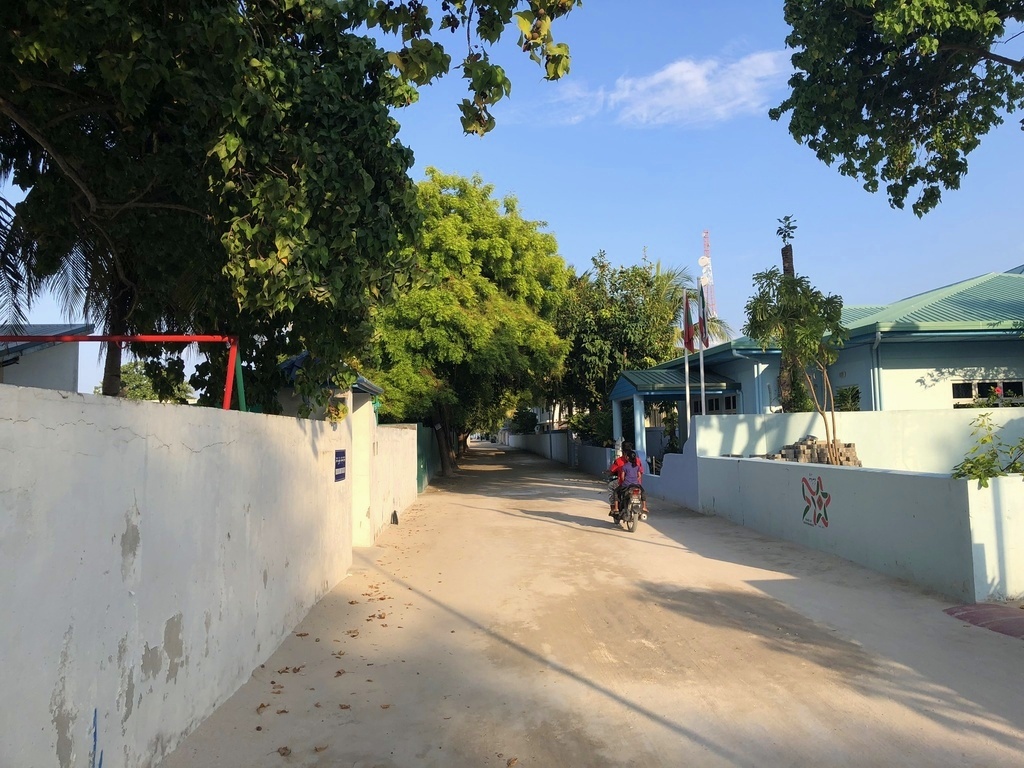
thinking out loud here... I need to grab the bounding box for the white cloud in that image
[547,51,791,128]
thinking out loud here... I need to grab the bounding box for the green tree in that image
[554,252,727,414]
[1,0,582,401]
[771,1,1024,215]
[363,169,570,473]
[93,360,193,403]
[743,267,848,464]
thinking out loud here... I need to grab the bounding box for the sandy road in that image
[162,443,1024,767]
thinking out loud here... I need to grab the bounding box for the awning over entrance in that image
[610,368,740,402]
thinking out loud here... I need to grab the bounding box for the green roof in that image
[843,272,1024,334]
[622,368,735,392]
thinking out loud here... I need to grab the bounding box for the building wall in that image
[830,343,876,410]
[1,342,79,391]
[876,338,1024,411]
[0,385,417,768]
[713,355,778,414]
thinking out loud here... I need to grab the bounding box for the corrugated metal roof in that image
[842,305,887,325]
[0,323,93,359]
[845,273,1024,333]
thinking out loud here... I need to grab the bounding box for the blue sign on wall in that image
[335,449,346,482]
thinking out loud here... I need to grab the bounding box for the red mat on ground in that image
[944,604,1024,640]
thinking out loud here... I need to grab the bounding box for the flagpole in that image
[682,291,693,442]
[698,339,707,417]
[684,339,691,442]
[698,284,708,417]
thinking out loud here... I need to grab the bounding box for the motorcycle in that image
[607,478,647,533]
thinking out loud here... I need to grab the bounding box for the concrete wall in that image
[369,424,419,541]
[349,393,374,547]
[697,455,1024,602]
[875,338,1024,411]
[1,343,79,391]
[578,444,614,477]
[698,457,977,600]
[967,477,1024,601]
[0,385,417,768]
[700,409,1024,474]
[505,431,569,463]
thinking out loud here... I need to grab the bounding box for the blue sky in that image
[10,1,1024,392]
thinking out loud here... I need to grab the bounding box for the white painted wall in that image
[0,384,418,768]
[700,409,1024,474]
[967,477,1024,601]
[368,424,419,543]
[504,431,569,463]
[697,455,1024,602]
[1,343,79,391]
[698,457,977,600]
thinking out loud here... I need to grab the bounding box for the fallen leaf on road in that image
[339,704,351,710]
[315,746,328,753]
[276,709,288,714]
[314,702,321,708]
[334,669,346,677]
[277,668,290,674]
[507,758,518,767]
[256,703,268,714]
[295,633,308,637]
[348,600,359,605]
[345,630,359,637]
[380,704,390,709]
[291,666,304,673]
[277,747,291,756]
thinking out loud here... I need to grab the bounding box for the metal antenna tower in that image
[699,230,717,318]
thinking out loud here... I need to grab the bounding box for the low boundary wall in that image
[0,385,418,768]
[698,456,1024,602]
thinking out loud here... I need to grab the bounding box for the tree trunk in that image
[781,243,795,277]
[778,350,795,411]
[431,408,456,476]
[100,284,131,396]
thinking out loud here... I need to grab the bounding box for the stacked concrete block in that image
[763,435,862,467]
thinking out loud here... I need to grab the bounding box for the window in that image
[979,382,1000,398]
[952,382,973,399]
[691,399,702,415]
[951,380,1024,407]
[724,395,737,412]
[707,398,721,413]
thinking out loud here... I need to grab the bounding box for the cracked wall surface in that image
[0,383,423,767]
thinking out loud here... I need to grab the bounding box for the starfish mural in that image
[801,476,831,528]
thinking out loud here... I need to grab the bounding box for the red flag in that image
[683,294,696,353]
[698,284,710,348]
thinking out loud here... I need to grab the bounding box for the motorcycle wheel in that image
[626,506,638,533]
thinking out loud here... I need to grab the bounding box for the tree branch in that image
[0,95,100,213]
[939,43,1024,71]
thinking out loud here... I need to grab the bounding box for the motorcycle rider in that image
[608,441,647,517]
